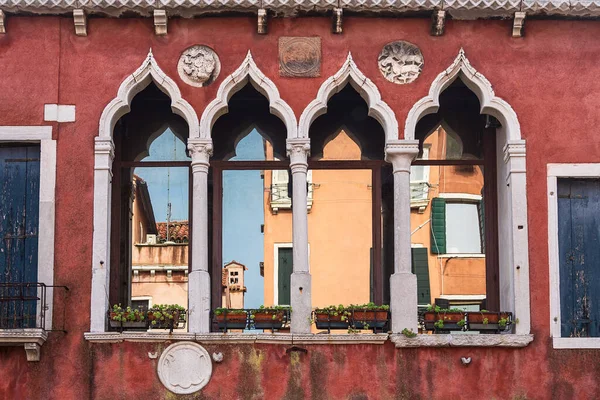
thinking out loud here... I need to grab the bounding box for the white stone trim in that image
[3,0,600,18]
[405,48,521,143]
[405,49,530,335]
[299,52,398,144]
[199,51,297,140]
[390,333,534,348]
[438,193,482,202]
[547,163,600,349]
[98,49,199,140]
[84,332,389,345]
[91,50,198,333]
[0,329,47,361]
[0,126,56,333]
[44,104,76,123]
[439,294,486,300]
[84,331,533,347]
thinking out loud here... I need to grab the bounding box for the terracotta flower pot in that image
[216,312,248,330]
[351,309,389,329]
[252,311,285,330]
[314,311,349,330]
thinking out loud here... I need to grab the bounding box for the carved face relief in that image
[377,41,424,84]
[178,45,220,87]
[157,342,212,394]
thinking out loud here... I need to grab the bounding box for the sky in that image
[222,130,265,308]
[135,129,190,222]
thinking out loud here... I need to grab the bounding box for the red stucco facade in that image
[1,15,600,399]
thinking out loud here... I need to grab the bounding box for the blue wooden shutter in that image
[558,178,600,338]
[0,145,40,328]
[430,197,446,254]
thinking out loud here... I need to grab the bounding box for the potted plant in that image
[424,305,466,332]
[467,311,513,333]
[108,304,146,330]
[347,303,390,331]
[148,304,186,332]
[214,308,248,331]
[250,305,290,330]
[312,305,351,331]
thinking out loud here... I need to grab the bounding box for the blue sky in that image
[135,129,190,222]
[222,130,265,308]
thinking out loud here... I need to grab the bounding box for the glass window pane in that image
[446,203,481,253]
[131,166,189,331]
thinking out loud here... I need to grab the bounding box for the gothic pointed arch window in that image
[110,83,191,329]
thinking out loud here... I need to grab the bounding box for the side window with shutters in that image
[557,178,600,338]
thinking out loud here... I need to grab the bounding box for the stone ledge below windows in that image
[84,332,533,347]
[84,332,389,345]
[0,329,48,361]
[390,333,534,348]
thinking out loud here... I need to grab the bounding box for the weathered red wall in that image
[2,15,600,399]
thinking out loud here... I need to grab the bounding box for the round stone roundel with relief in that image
[377,41,424,84]
[177,45,221,87]
[157,342,213,394]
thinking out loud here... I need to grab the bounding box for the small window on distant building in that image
[446,202,482,254]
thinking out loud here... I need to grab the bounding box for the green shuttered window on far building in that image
[430,197,446,254]
[411,247,430,306]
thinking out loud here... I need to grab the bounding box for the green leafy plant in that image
[312,304,352,324]
[401,328,417,338]
[457,318,466,328]
[148,304,185,327]
[434,319,444,329]
[483,317,489,325]
[214,308,247,316]
[499,317,509,329]
[110,304,145,323]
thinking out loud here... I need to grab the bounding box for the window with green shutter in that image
[430,197,446,254]
[411,247,431,306]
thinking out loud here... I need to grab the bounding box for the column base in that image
[390,272,418,333]
[290,272,311,334]
[188,270,211,333]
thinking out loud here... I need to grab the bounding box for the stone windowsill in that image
[0,329,48,361]
[84,332,389,345]
[84,332,534,347]
[390,333,534,348]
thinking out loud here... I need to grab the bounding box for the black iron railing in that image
[0,282,68,331]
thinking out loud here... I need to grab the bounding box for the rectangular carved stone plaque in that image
[279,37,321,78]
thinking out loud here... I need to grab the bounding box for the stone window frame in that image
[0,125,57,360]
[547,163,600,349]
[89,48,533,347]
[403,49,532,338]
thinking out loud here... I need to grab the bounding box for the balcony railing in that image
[0,282,68,331]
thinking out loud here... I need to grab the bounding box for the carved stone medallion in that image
[178,45,220,87]
[157,342,212,394]
[279,37,321,78]
[377,41,424,84]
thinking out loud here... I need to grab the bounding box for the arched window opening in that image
[306,85,392,324]
[209,83,292,331]
[110,82,191,330]
[410,78,501,319]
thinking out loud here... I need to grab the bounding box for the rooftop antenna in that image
[165,132,176,243]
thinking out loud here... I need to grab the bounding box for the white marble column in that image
[90,137,115,332]
[385,140,419,333]
[287,138,311,333]
[187,138,213,333]
[504,140,530,335]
